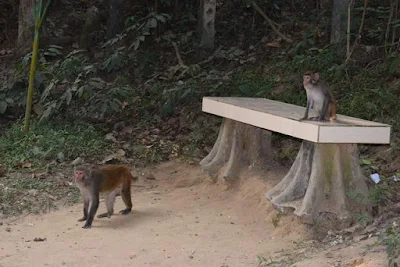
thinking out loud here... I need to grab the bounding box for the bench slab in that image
[202,97,391,144]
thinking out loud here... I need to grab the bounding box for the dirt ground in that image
[0,161,388,267]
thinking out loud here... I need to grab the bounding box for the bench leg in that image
[200,118,272,181]
[266,141,370,228]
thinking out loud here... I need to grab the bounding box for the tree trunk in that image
[17,0,35,55]
[330,0,351,44]
[266,141,370,229]
[197,0,216,50]
[200,118,272,181]
[106,0,125,40]
[79,6,100,50]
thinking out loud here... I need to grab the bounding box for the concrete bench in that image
[200,97,391,227]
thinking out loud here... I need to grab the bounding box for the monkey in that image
[300,71,337,122]
[73,165,137,229]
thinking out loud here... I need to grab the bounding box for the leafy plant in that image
[0,121,110,169]
[356,212,372,227]
[103,12,171,51]
[102,47,126,73]
[369,181,391,206]
[381,222,400,262]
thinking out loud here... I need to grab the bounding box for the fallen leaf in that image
[351,258,364,266]
[15,162,32,168]
[265,41,281,48]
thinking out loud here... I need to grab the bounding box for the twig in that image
[392,0,399,50]
[251,2,292,43]
[197,46,222,66]
[384,0,394,52]
[345,0,368,64]
[171,41,187,67]
[346,1,351,58]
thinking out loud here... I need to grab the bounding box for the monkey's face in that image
[303,75,312,84]
[74,170,86,181]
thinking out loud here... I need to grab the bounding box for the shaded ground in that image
[0,161,388,267]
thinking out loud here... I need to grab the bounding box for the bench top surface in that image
[202,97,391,144]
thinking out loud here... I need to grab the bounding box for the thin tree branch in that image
[345,0,368,64]
[251,2,293,43]
[384,0,394,52]
[346,1,351,58]
[391,0,399,50]
[171,41,186,67]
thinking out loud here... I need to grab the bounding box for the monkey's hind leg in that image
[97,190,117,218]
[119,179,132,215]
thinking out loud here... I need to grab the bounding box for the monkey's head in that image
[74,167,90,182]
[303,71,320,85]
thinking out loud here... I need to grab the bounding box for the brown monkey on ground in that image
[74,165,137,229]
[300,71,337,122]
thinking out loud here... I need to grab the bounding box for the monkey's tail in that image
[329,101,337,121]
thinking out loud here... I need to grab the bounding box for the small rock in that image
[57,152,65,161]
[145,173,156,180]
[325,252,334,258]
[71,157,84,166]
[105,133,117,142]
[28,189,38,196]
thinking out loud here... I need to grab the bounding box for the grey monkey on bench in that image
[300,71,337,122]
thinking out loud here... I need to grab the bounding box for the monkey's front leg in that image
[82,194,99,229]
[78,196,89,222]
[300,100,312,121]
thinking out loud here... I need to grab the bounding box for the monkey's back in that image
[96,165,131,192]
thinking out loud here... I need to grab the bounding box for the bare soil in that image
[0,161,387,267]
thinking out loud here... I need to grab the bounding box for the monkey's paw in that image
[82,224,92,229]
[119,208,132,215]
[299,117,308,121]
[97,213,111,219]
[77,217,87,222]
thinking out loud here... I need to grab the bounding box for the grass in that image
[0,120,110,170]
[0,172,80,217]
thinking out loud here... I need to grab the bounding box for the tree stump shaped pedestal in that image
[200,118,371,227]
[265,141,370,227]
[200,118,272,181]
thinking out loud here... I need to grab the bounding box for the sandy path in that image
[0,162,388,267]
[0,162,297,267]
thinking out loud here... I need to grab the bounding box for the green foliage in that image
[2,46,134,120]
[381,222,400,261]
[0,172,80,217]
[102,47,125,73]
[346,190,366,203]
[355,212,372,227]
[0,121,110,169]
[286,48,344,73]
[104,12,171,51]
[369,180,391,206]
